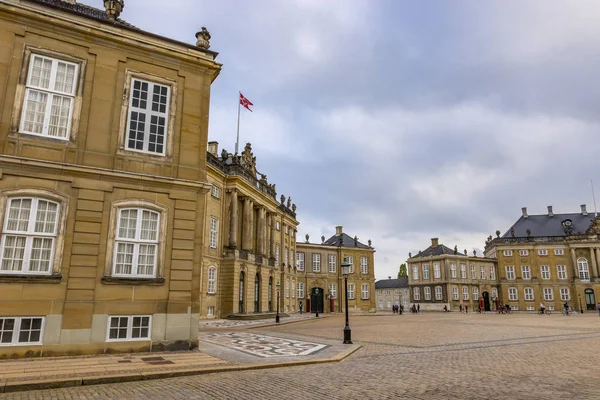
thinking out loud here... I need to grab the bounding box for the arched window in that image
[113,208,160,277]
[207,267,216,294]
[578,258,590,281]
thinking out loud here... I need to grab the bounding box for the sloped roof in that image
[28,0,136,28]
[323,233,370,249]
[502,213,595,238]
[412,244,465,259]
[375,277,408,289]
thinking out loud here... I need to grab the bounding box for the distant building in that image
[375,277,409,311]
[485,205,600,312]
[407,238,498,311]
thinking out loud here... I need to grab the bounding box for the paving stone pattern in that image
[4,313,600,399]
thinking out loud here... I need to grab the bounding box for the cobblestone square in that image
[4,312,600,399]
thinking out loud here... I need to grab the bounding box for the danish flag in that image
[240,93,253,112]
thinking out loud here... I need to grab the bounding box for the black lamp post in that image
[341,258,352,344]
[315,288,320,318]
[276,281,281,323]
[578,292,583,314]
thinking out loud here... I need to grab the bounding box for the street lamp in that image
[578,292,584,314]
[341,258,352,344]
[315,288,320,318]
[276,281,281,323]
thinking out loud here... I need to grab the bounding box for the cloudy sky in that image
[84,0,600,280]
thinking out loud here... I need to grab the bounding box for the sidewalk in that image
[0,316,360,393]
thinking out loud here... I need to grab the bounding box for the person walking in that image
[417,304,420,313]
[465,305,468,313]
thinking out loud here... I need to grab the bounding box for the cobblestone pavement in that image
[4,312,600,399]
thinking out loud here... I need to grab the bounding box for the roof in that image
[375,277,408,289]
[411,244,466,259]
[28,0,136,28]
[502,213,595,238]
[323,233,370,249]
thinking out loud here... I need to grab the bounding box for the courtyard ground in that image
[2,312,600,399]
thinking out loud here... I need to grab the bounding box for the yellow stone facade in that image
[0,0,220,356]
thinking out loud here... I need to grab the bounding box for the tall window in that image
[296,252,305,271]
[521,265,531,280]
[312,254,321,272]
[21,55,78,139]
[434,263,441,278]
[452,287,459,300]
[361,284,369,299]
[450,264,457,279]
[413,287,420,301]
[328,283,337,299]
[328,255,337,273]
[435,286,443,300]
[424,286,431,300]
[473,287,479,300]
[211,185,220,199]
[284,246,288,265]
[505,266,515,280]
[560,288,570,301]
[470,265,476,280]
[557,265,567,280]
[126,78,170,155]
[578,258,590,281]
[348,283,356,299]
[285,280,289,298]
[460,264,466,279]
[462,287,469,300]
[107,316,151,342]
[508,287,517,301]
[1,197,59,275]
[480,266,486,280]
[297,282,304,299]
[540,265,550,280]
[291,280,296,298]
[113,208,159,277]
[490,266,496,280]
[209,217,218,249]
[524,287,534,301]
[423,264,430,280]
[360,256,368,274]
[412,265,419,280]
[207,267,216,294]
[275,244,280,266]
[0,317,44,346]
[543,288,553,301]
[348,256,354,273]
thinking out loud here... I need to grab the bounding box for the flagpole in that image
[235,91,241,155]
[592,179,598,217]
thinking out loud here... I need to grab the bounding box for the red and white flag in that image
[240,92,254,112]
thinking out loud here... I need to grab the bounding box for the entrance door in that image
[310,287,324,313]
[482,291,491,312]
[239,272,245,313]
[585,288,596,310]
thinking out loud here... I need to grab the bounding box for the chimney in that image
[581,204,588,216]
[207,141,219,157]
[431,238,439,247]
[547,206,554,217]
[335,226,343,236]
[522,207,528,219]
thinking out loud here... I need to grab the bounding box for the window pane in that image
[109,317,128,339]
[0,318,15,344]
[1,236,26,271]
[23,90,49,134]
[152,84,168,113]
[118,209,138,239]
[18,318,43,343]
[128,112,146,150]
[7,198,32,232]
[29,237,53,272]
[136,244,156,276]
[140,211,159,241]
[148,115,165,154]
[29,56,52,89]
[54,62,76,94]
[35,200,58,234]
[131,80,148,109]
[114,243,134,275]
[47,95,71,138]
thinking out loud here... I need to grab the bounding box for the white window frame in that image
[275,244,280,266]
[0,317,45,346]
[207,267,217,294]
[20,54,79,140]
[112,208,160,278]
[543,288,554,301]
[503,250,513,257]
[412,265,419,280]
[0,197,60,275]
[433,263,441,279]
[207,306,215,316]
[519,250,529,256]
[292,280,296,298]
[506,266,515,280]
[524,287,534,301]
[460,264,466,279]
[284,246,289,266]
[492,287,498,299]
[106,315,152,342]
[452,287,459,300]
[296,252,305,271]
[348,283,356,300]
[423,264,430,280]
[413,287,420,301]
[125,78,171,155]
[450,264,457,279]
[361,284,369,300]
[521,265,531,280]
[424,286,431,300]
[557,265,567,280]
[297,282,305,299]
[508,287,518,301]
[540,265,551,280]
[473,287,479,300]
[348,256,354,273]
[211,185,220,199]
[578,258,590,281]
[209,217,218,249]
[360,256,368,274]
[285,225,289,235]
[554,249,564,256]
[312,253,321,272]
[560,287,570,301]
[490,266,496,280]
[538,249,548,256]
[462,287,469,300]
[329,283,337,299]
[480,266,486,280]
[470,264,476,280]
[328,255,337,273]
[435,286,442,300]
[276,221,280,231]
[285,280,289,298]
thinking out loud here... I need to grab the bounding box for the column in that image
[242,197,251,250]
[269,213,276,260]
[257,207,266,256]
[570,248,578,280]
[590,248,598,280]
[249,200,255,252]
[228,189,238,248]
[593,248,600,280]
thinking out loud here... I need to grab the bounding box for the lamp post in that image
[315,288,320,318]
[341,258,352,344]
[578,292,583,314]
[276,281,281,323]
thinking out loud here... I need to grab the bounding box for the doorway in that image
[239,271,245,314]
[482,291,491,312]
[585,288,596,310]
[310,287,324,313]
